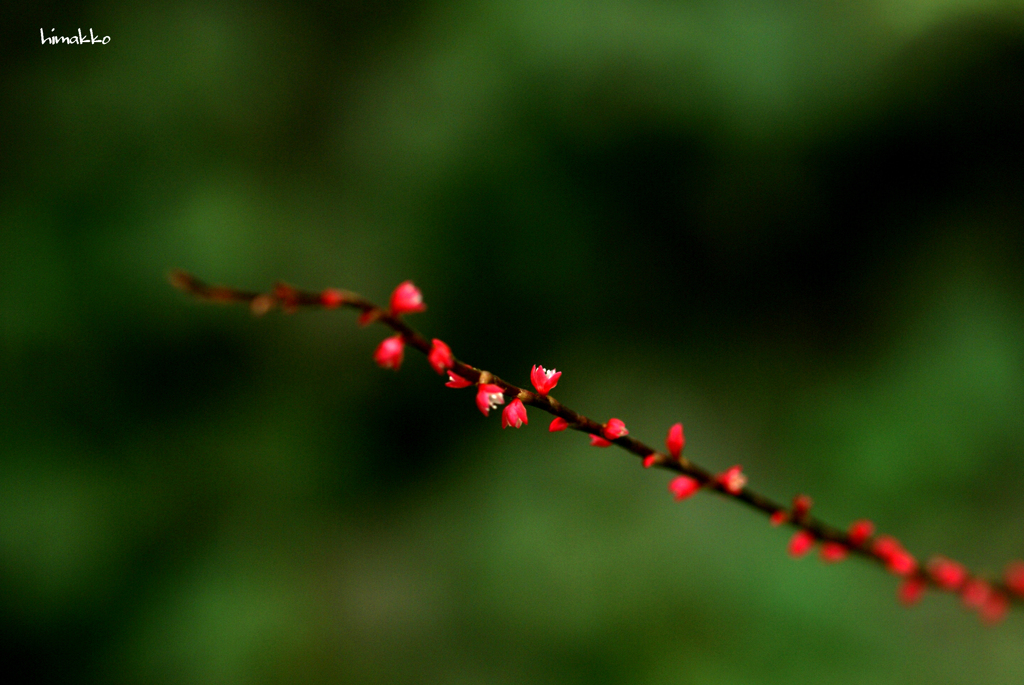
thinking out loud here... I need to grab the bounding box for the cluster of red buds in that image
[170,271,1024,625]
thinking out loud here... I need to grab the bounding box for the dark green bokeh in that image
[4,2,1024,683]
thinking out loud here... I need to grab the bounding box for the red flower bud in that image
[820,542,848,563]
[602,418,628,440]
[475,384,505,416]
[1004,560,1024,595]
[898,577,927,606]
[769,511,788,527]
[788,530,815,558]
[873,535,918,574]
[887,549,918,577]
[792,494,813,519]
[320,288,345,308]
[373,335,404,370]
[530,365,561,395]
[589,434,612,447]
[872,535,900,559]
[357,309,381,327]
[642,454,659,468]
[961,579,991,609]
[981,592,1009,625]
[427,339,454,374]
[926,556,967,590]
[666,423,684,459]
[847,519,875,546]
[389,280,426,315]
[549,417,569,432]
[501,399,528,429]
[716,465,746,494]
[668,476,700,501]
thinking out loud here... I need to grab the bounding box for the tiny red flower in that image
[389,280,426,315]
[501,399,528,429]
[788,530,815,558]
[445,371,472,388]
[769,510,788,527]
[590,434,612,447]
[666,423,684,459]
[981,592,1009,625]
[320,288,345,308]
[427,339,454,374]
[476,384,505,416]
[887,549,918,577]
[642,454,659,468]
[373,335,404,370]
[898,577,927,606]
[530,366,561,395]
[872,535,901,560]
[847,519,875,546]
[717,465,746,494]
[926,556,967,590]
[549,417,569,432]
[669,476,701,501]
[1004,561,1024,595]
[792,494,813,519]
[873,534,917,574]
[961,579,992,609]
[602,418,628,440]
[820,542,848,563]
[357,309,381,327]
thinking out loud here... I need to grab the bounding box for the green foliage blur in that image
[4,1,1024,683]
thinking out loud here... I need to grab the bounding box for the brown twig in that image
[169,269,1023,622]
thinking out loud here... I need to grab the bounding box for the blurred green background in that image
[4,1,1024,683]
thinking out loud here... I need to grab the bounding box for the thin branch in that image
[169,270,1023,623]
